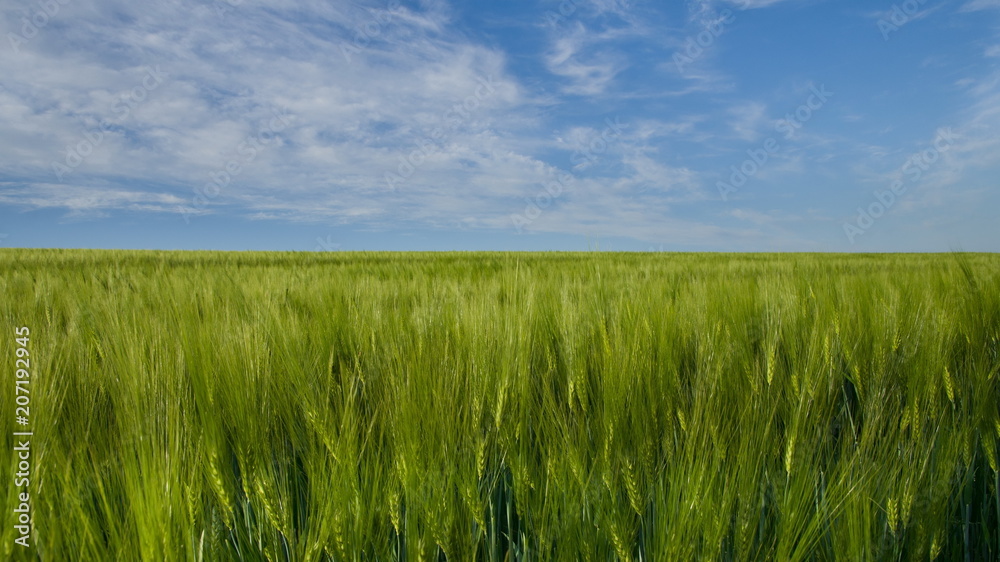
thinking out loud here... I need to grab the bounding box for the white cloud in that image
[960,0,1000,12]
[727,102,768,141]
[0,0,542,228]
[690,0,798,18]
[0,182,187,216]
[544,22,627,95]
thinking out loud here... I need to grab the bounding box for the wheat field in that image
[1,250,998,561]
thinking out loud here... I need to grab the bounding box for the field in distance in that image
[1,250,998,561]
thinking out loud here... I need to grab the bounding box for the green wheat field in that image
[2,250,999,561]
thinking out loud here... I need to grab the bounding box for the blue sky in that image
[1,0,998,251]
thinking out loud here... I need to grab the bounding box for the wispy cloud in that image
[0,0,535,227]
[545,23,624,95]
[727,102,768,141]
[960,0,1000,12]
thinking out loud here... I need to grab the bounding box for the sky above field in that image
[0,0,998,251]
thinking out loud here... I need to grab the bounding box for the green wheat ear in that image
[1,250,999,560]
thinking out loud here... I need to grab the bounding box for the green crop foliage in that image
[1,250,998,561]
